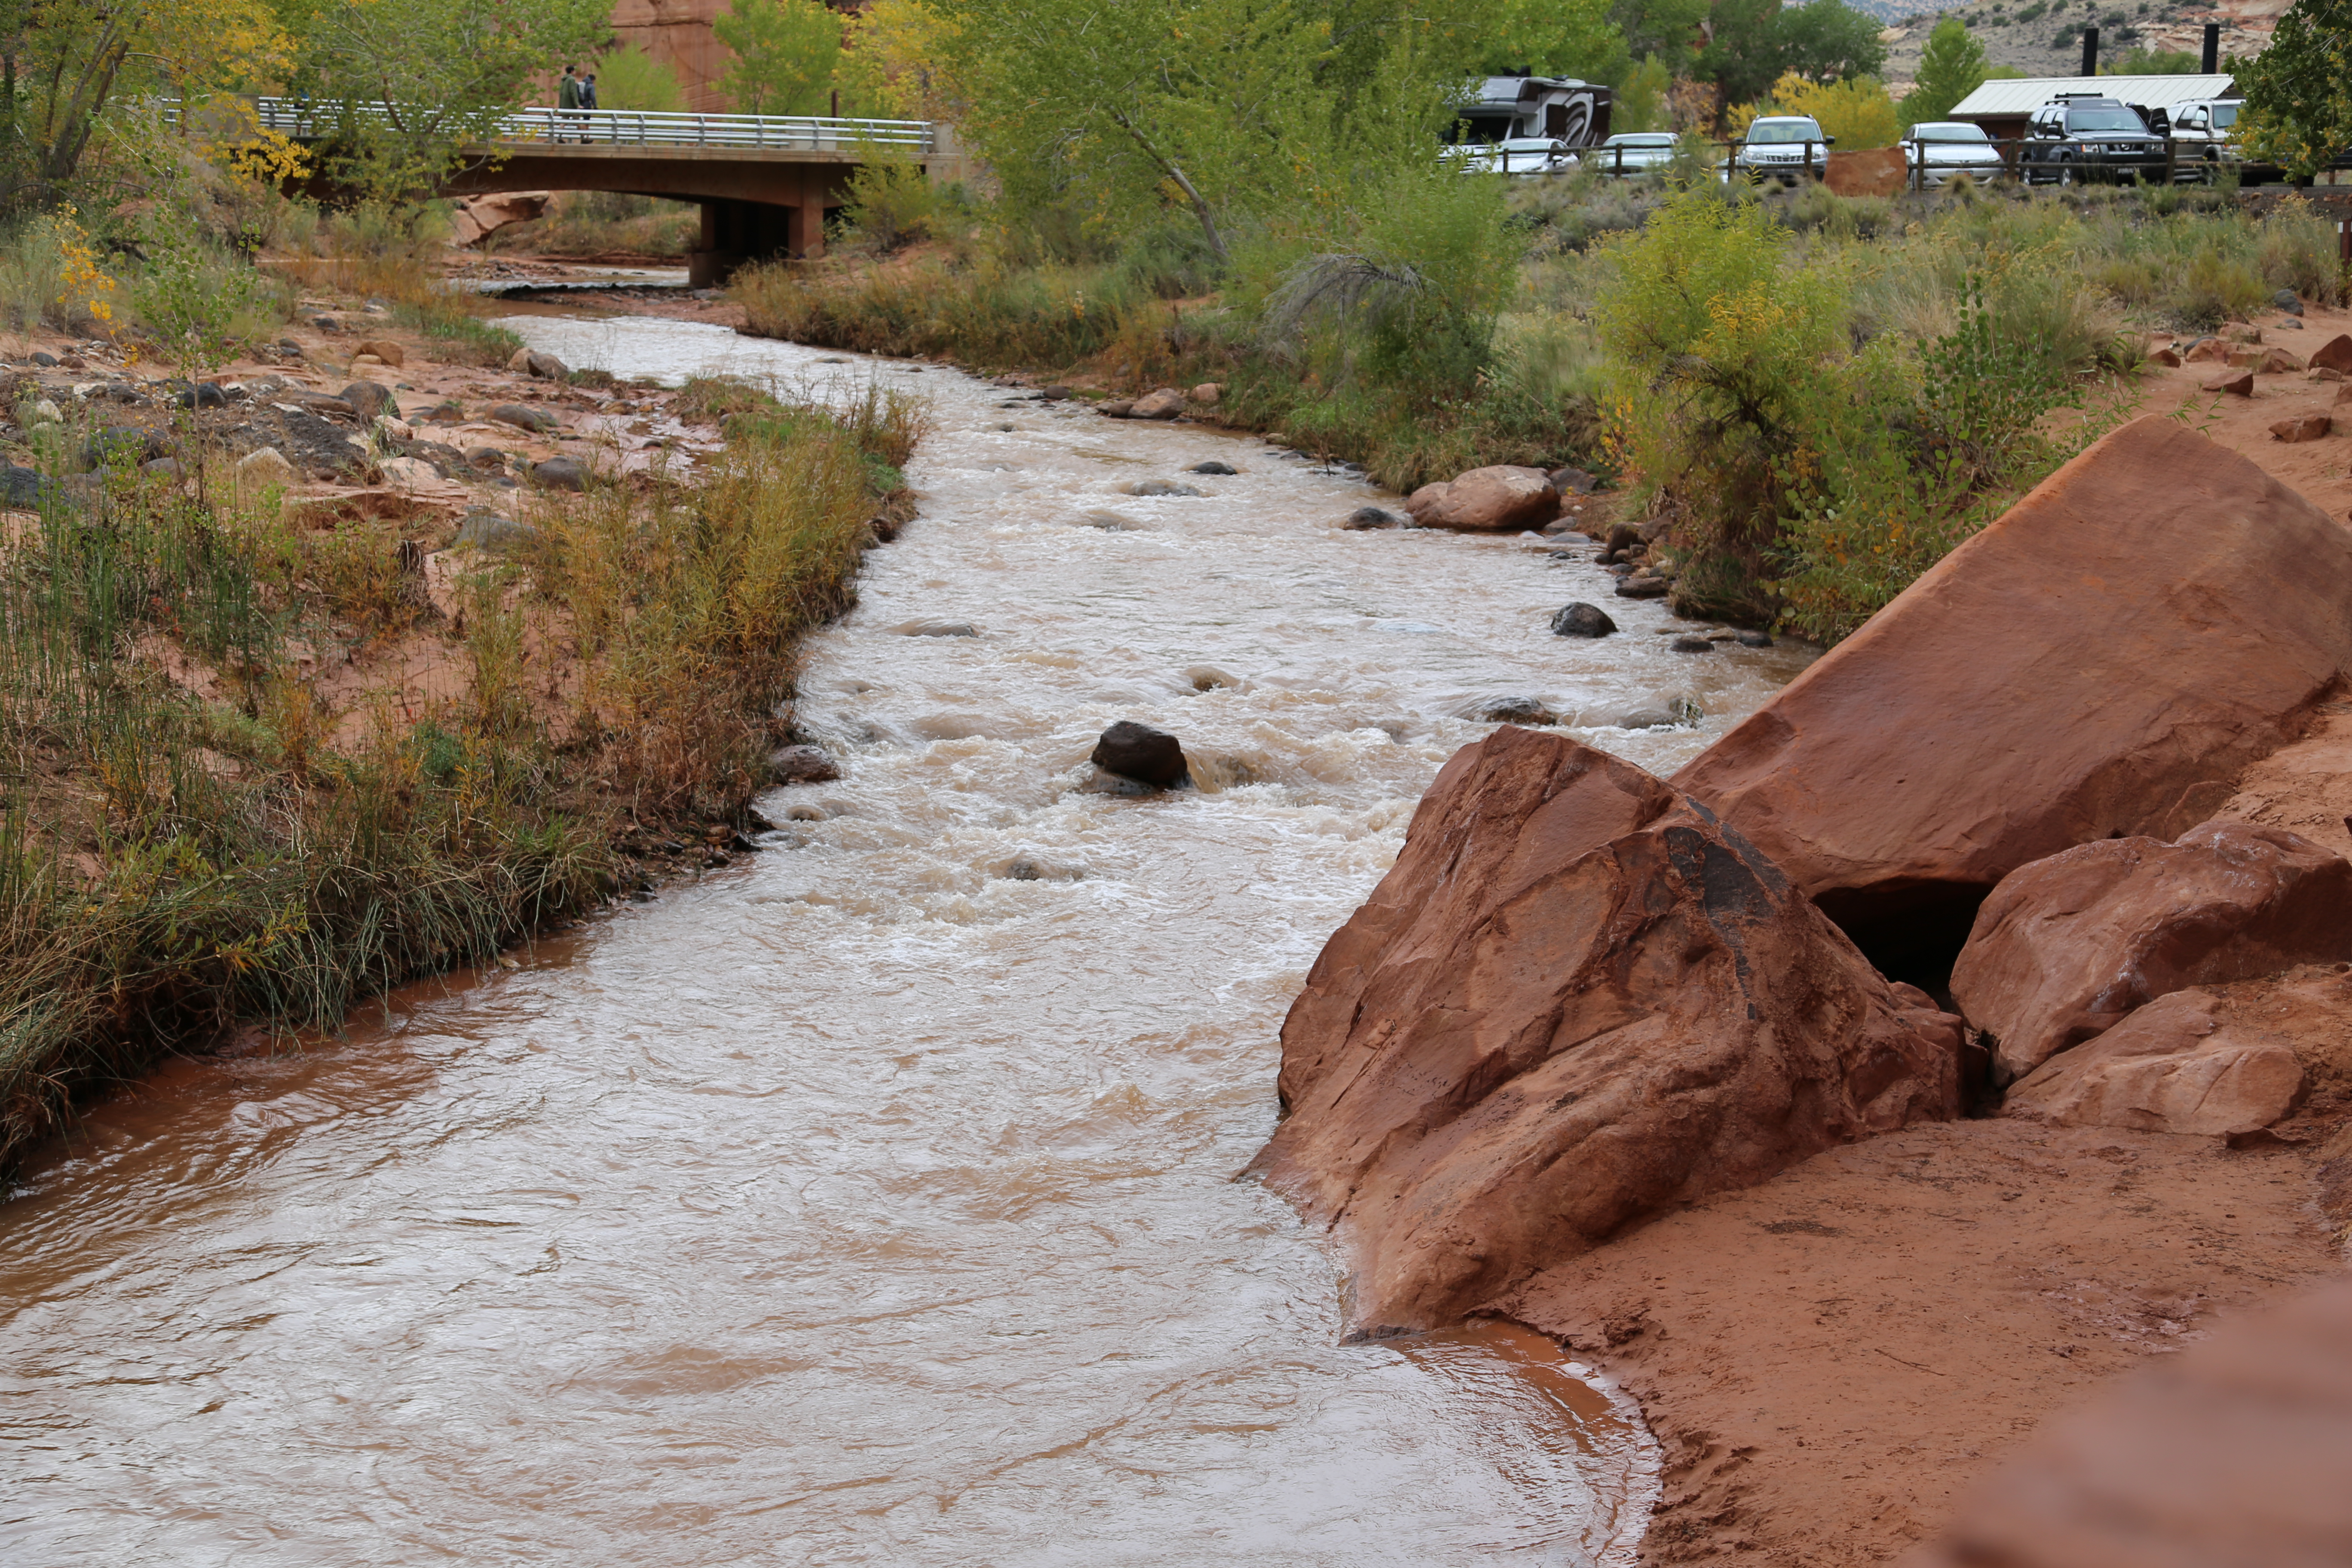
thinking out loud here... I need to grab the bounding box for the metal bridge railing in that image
[210,96,935,153]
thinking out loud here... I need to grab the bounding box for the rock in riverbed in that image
[1090,720,1188,787]
[767,744,842,784]
[1951,818,2352,1083]
[1550,602,1615,637]
[1129,388,1187,420]
[1251,727,1960,1332]
[1402,466,1559,532]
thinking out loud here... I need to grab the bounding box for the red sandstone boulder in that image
[1405,466,1559,531]
[2000,987,2304,1136]
[2309,332,2352,374]
[2273,412,2333,443]
[2184,338,2227,363]
[1910,1275,2352,1568]
[2261,346,2308,374]
[1673,417,2352,954]
[2149,346,2183,368]
[1128,388,1187,420]
[2204,369,2255,395]
[447,191,549,248]
[1950,819,2352,1081]
[1252,727,1959,1334]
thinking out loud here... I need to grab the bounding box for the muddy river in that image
[0,314,1814,1565]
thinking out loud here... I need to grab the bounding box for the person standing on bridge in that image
[580,70,600,141]
[558,65,582,142]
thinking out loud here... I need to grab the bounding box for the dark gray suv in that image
[2020,95,2168,185]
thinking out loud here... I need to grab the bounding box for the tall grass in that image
[0,383,918,1171]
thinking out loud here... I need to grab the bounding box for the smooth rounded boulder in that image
[1550,601,1616,637]
[1251,727,1960,1334]
[1672,416,2352,965]
[1090,720,1187,787]
[1403,466,1559,532]
[1950,818,2352,1082]
[1128,388,1186,420]
[1999,988,2303,1137]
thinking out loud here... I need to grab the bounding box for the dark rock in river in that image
[1345,506,1411,530]
[1479,697,1558,725]
[1188,460,1237,475]
[338,381,394,420]
[1550,602,1616,638]
[1091,720,1188,787]
[530,456,588,492]
[1735,629,1775,648]
[1125,480,1205,497]
[767,744,842,784]
[1671,635,1715,653]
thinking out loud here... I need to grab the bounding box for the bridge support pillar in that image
[688,196,826,287]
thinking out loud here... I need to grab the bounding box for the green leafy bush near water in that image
[747,172,2348,633]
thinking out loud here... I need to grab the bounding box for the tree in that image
[1776,0,1886,84]
[2112,46,2201,73]
[1902,16,1988,126]
[714,0,843,116]
[0,0,289,210]
[1479,0,1626,81]
[2239,0,2352,180]
[597,44,686,113]
[1767,71,1898,145]
[1698,0,1785,106]
[940,0,1454,263]
[839,0,962,120]
[280,0,611,199]
[1610,0,1710,77]
[1613,52,1672,132]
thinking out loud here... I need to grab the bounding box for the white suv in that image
[1729,116,1832,183]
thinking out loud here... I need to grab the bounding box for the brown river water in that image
[0,312,1815,1565]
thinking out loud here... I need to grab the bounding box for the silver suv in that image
[2167,98,2243,182]
[1729,116,1831,183]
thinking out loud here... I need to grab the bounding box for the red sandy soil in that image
[2128,302,2352,522]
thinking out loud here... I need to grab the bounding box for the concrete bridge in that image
[244,98,960,284]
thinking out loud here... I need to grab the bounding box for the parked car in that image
[2166,98,2245,182]
[2019,94,2169,185]
[1450,135,1577,176]
[1728,116,1831,183]
[1580,131,1679,178]
[1899,121,2006,187]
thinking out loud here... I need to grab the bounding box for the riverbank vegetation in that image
[0,361,919,1171]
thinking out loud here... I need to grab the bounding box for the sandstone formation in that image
[1252,727,1959,1333]
[1825,147,1908,196]
[2309,332,2352,374]
[2204,369,2254,395]
[1910,1274,2352,1568]
[1950,819,2352,1081]
[1127,388,1187,420]
[2273,412,2333,442]
[1999,987,2304,1136]
[1403,466,1559,531]
[1673,416,2352,969]
[447,191,549,247]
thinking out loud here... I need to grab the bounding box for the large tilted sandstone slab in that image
[1251,727,1959,1334]
[1673,416,2352,956]
[2000,987,2306,1137]
[1951,819,2352,1081]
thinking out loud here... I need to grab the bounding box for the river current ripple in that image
[0,313,1816,1565]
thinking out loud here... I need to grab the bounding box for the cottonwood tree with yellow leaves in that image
[0,0,288,209]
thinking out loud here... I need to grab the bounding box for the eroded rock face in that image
[1674,416,2352,968]
[2000,988,2304,1136]
[1403,465,1559,531]
[1252,727,1959,1333]
[1951,819,2352,1082]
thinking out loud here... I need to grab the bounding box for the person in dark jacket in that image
[580,70,600,139]
[557,65,582,141]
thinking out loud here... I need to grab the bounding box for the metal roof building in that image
[1947,74,2237,140]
